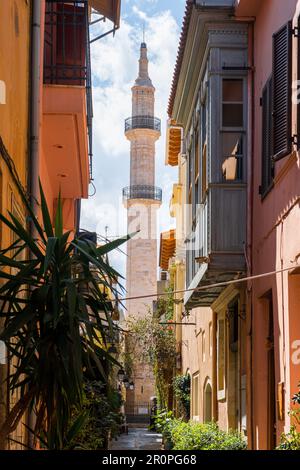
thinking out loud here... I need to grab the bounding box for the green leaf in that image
[8,211,43,261]
[72,240,123,280]
[96,233,132,256]
[0,254,24,269]
[54,191,63,238]
[66,281,77,320]
[43,237,58,274]
[65,411,89,445]
[0,307,36,340]
[39,180,54,238]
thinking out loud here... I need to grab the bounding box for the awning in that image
[170,183,182,217]
[89,0,121,27]
[166,122,182,166]
[159,229,176,271]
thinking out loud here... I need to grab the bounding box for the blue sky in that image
[81,0,186,276]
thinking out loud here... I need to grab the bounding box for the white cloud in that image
[81,6,180,277]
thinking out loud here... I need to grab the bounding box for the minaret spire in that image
[135,41,153,87]
[139,43,148,78]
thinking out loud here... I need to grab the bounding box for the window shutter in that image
[261,77,273,195]
[272,21,292,161]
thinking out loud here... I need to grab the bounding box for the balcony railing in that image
[123,185,162,202]
[125,116,161,133]
[44,0,93,179]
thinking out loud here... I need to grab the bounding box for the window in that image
[194,132,199,182]
[202,331,206,362]
[209,322,213,357]
[222,133,243,181]
[221,78,245,182]
[261,77,274,196]
[192,373,199,418]
[262,291,276,449]
[204,380,212,422]
[193,130,200,222]
[44,1,89,86]
[201,143,207,200]
[228,299,239,353]
[272,22,292,161]
[187,149,193,228]
[222,79,244,128]
[201,99,208,201]
[217,317,226,400]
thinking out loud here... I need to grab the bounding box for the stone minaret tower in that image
[123,42,161,416]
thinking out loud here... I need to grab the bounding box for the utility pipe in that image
[29,0,42,217]
[27,0,44,449]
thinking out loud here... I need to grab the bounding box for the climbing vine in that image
[173,374,191,420]
[126,291,176,408]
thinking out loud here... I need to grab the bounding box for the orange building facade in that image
[0,0,121,449]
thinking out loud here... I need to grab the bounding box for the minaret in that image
[123,42,161,416]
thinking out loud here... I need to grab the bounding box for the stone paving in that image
[109,428,162,451]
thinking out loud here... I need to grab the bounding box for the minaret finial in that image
[143,21,145,43]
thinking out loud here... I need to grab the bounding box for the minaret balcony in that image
[123,185,162,202]
[125,116,161,133]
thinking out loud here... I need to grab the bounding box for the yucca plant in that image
[0,182,129,449]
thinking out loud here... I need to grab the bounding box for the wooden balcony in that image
[185,184,246,308]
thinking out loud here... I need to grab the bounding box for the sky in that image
[80,0,186,277]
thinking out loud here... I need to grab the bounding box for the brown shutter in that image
[261,78,273,195]
[272,21,292,161]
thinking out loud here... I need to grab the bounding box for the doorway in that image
[204,380,212,422]
[266,293,276,449]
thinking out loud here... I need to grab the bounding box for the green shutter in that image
[272,22,292,161]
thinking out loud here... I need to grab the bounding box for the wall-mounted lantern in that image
[117,368,125,382]
[129,381,135,391]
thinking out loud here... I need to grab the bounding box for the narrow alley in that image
[109,429,162,451]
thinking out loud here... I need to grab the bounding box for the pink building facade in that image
[236,0,300,450]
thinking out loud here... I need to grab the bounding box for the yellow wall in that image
[0,0,31,450]
[0,0,30,237]
[169,154,187,359]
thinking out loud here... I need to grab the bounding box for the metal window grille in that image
[44,0,93,179]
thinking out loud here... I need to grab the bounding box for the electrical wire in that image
[97,234,127,257]
[88,181,97,197]
[118,264,299,302]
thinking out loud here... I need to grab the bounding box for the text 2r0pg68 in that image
[146,454,197,465]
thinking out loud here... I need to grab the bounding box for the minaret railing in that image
[125,116,161,133]
[122,185,162,202]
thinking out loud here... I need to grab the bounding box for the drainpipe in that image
[29,0,42,216]
[27,0,43,449]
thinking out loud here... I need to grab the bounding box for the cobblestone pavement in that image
[109,428,162,451]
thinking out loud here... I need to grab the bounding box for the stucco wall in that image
[182,307,213,423]
[250,0,300,449]
[0,0,31,450]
